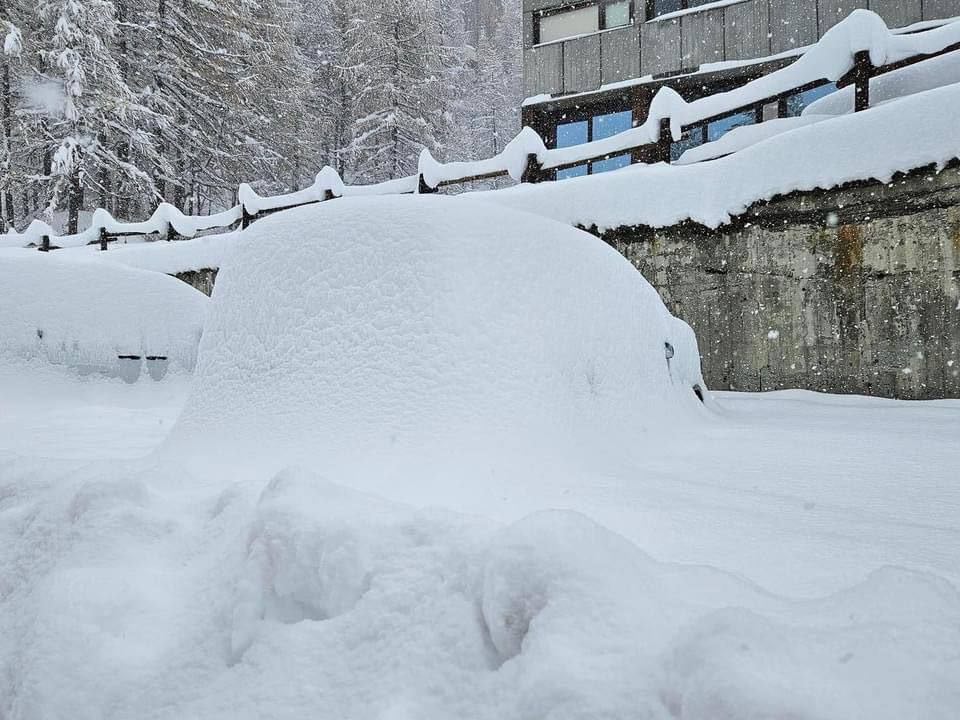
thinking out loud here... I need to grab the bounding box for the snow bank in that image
[484,81,960,232]
[165,195,709,481]
[6,457,958,720]
[0,253,207,377]
[481,510,960,720]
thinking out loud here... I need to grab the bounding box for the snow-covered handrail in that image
[538,10,960,170]
[3,9,959,253]
[417,127,548,187]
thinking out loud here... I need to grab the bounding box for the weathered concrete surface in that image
[603,166,960,399]
[175,268,218,296]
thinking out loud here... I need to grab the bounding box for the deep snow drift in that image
[0,252,206,376]
[165,196,709,484]
[3,197,960,720]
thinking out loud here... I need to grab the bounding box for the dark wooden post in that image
[241,204,253,229]
[165,221,182,242]
[521,153,546,184]
[777,97,790,119]
[754,103,765,124]
[417,174,436,194]
[39,234,50,252]
[322,189,335,201]
[99,226,109,251]
[656,117,673,164]
[853,50,872,112]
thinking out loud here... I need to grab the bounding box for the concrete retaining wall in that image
[602,165,960,399]
[175,268,218,296]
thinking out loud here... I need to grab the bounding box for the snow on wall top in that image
[165,195,709,482]
[482,80,960,232]
[0,253,207,373]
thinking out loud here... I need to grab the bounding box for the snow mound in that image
[166,195,709,480]
[0,253,206,378]
[4,453,959,719]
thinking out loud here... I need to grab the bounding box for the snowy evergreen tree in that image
[0,0,523,230]
[1,0,23,230]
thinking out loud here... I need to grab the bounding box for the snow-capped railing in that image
[534,9,960,175]
[3,10,959,253]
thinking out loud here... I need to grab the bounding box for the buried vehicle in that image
[0,251,207,381]
[165,195,710,483]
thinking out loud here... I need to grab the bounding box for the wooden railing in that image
[3,10,959,254]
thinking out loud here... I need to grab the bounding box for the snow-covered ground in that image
[2,197,959,719]
[3,364,959,719]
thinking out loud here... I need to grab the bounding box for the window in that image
[649,0,681,16]
[604,1,631,28]
[784,83,838,117]
[670,129,705,162]
[591,111,632,173]
[670,109,755,161]
[556,120,590,179]
[556,111,633,179]
[647,0,719,20]
[539,5,599,45]
[536,0,633,45]
[706,110,754,142]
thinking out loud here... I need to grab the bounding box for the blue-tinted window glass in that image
[556,120,588,148]
[556,120,588,179]
[592,111,632,140]
[591,111,632,174]
[593,155,631,173]
[557,165,590,180]
[707,110,755,143]
[785,83,837,117]
[670,128,705,162]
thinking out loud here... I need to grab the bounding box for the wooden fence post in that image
[417,174,436,194]
[99,226,109,251]
[322,189,335,201]
[165,221,182,242]
[39,235,50,252]
[777,97,789,119]
[241,204,253,229]
[521,153,546,184]
[656,117,673,164]
[853,50,872,112]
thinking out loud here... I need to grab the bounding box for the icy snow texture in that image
[165,195,709,481]
[0,252,207,374]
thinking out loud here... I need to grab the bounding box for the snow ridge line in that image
[1,10,958,252]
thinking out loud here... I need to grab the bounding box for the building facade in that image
[522,0,960,172]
